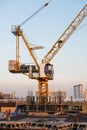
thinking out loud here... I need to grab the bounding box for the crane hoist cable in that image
[20,0,53,27]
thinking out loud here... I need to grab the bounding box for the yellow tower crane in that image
[9,3,87,104]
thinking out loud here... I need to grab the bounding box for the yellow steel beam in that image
[43,4,87,63]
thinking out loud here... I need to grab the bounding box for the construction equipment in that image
[9,3,87,104]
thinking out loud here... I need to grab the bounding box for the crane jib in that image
[20,0,53,27]
[43,4,87,63]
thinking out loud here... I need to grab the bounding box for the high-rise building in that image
[73,84,84,100]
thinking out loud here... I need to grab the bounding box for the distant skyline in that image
[0,0,87,98]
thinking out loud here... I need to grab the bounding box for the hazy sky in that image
[0,0,87,98]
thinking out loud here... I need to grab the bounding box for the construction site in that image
[0,0,87,129]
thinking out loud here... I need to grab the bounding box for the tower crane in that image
[9,3,87,104]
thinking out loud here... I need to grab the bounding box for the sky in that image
[0,0,87,98]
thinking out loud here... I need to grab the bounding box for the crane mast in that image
[9,4,87,104]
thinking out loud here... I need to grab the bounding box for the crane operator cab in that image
[40,63,54,80]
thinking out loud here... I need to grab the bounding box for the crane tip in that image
[44,3,49,6]
[44,0,53,7]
